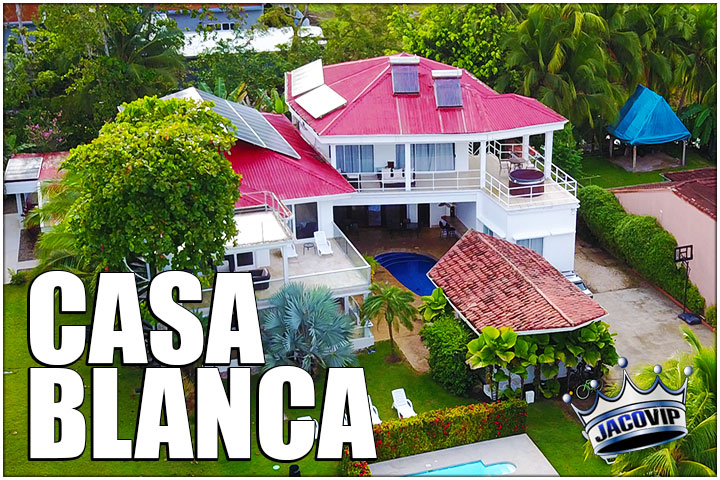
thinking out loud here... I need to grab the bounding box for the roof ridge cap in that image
[481,234,575,327]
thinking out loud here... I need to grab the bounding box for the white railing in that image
[237,190,293,220]
[483,171,577,209]
[529,157,578,197]
[343,169,483,192]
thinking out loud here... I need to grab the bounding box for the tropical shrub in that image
[261,283,357,375]
[545,123,584,179]
[704,305,716,328]
[361,282,417,360]
[371,400,527,462]
[7,269,28,285]
[420,314,483,396]
[341,448,372,476]
[418,287,453,322]
[578,186,706,314]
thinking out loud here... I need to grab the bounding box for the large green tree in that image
[390,4,513,85]
[320,4,400,64]
[61,96,241,274]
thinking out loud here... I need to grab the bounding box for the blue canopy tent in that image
[607,85,691,170]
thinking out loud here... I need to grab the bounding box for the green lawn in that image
[4,284,608,476]
[578,148,713,189]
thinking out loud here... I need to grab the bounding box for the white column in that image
[479,140,487,189]
[282,248,289,284]
[407,204,418,222]
[16,194,23,219]
[543,131,554,179]
[522,135,530,161]
[405,143,412,191]
[330,144,338,169]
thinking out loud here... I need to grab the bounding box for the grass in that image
[578,147,713,189]
[5,284,608,476]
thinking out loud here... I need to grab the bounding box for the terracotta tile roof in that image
[428,230,607,334]
[611,168,716,219]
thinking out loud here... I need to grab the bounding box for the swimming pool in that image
[374,252,437,296]
[414,459,517,476]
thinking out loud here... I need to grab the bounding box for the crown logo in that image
[563,357,692,463]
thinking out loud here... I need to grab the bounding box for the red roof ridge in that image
[320,63,391,135]
[482,235,576,328]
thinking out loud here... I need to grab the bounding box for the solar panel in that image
[291,59,324,97]
[392,64,419,94]
[295,84,347,119]
[163,88,300,159]
[5,156,42,182]
[432,70,463,108]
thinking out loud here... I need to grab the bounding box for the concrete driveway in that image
[574,238,715,383]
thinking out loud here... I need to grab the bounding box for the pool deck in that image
[369,434,558,476]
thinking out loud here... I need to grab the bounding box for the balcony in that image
[189,223,371,311]
[343,169,482,193]
[480,141,578,210]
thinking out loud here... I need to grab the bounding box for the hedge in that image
[705,305,716,328]
[372,400,526,462]
[341,450,372,477]
[420,315,484,396]
[578,186,705,314]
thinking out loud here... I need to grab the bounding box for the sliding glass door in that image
[412,143,455,171]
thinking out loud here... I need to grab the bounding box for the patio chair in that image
[368,395,382,425]
[313,231,333,256]
[284,243,298,260]
[391,388,417,419]
[297,416,319,439]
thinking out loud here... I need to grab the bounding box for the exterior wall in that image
[254,249,270,268]
[614,189,716,305]
[454,141,469,171]
[374,144,395,169]
[455,201,477,230]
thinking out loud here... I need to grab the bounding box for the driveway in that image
[574,238,716,383]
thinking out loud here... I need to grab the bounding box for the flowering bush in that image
[341,448,372,476]
[371,400,526,462]
[25,112,65,152]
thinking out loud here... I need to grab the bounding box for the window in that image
[395,144,406,169]
[336,145,374,173]
[412,143,455,171]
[236,252,253,267]
[482,225,497,237]
[517,237,544,255]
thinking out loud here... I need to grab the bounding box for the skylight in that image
[432,69,463,108]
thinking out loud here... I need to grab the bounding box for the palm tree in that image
[261,283,357,376]
[603,329,716,476]
[361,282,417,361]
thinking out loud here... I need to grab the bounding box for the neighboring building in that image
[611,168,717,305]
[285,54,580,272]
[3,151,66,229]
[3,3,39,55]
[158,4,265,32]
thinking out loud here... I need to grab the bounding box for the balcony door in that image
[294,202,318,239]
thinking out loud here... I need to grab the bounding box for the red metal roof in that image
[3,4,39,24]
[5,151,68,181]
[612,168,717,220]
[226,113,355,208]
[286,53,567,137]
[428,230,607,334]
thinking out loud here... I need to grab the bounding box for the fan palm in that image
[361,282,417,360]
[261,283,357,376]
[602,329,716,476]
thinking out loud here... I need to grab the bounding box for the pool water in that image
[414,459,517,476]
[374,252,437,296]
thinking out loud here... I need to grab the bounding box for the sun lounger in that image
[391,388,417,419]
[368,395,382,425]
[297,415,319,439]
[285,243,298,259]
[313,231,333,256]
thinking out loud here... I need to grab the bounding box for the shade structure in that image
[608,84,691,145]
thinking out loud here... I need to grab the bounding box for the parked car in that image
[562,271,593,298]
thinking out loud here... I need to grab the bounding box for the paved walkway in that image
[574,238,715,383]
[369,434,558,476]
[4,213,38,283]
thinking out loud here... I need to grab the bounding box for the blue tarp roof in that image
[607,85,691,145]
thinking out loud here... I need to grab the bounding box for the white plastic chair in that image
[368,395,382,425]
[391,388,417,419]
[297,416,319,439]
[285,243,298,260]
[313,231,333,256]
